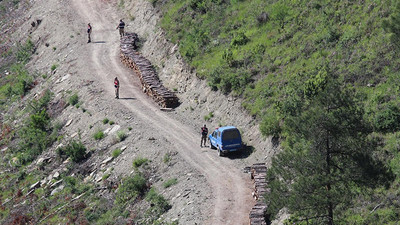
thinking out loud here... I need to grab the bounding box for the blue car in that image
[208,126,242,156]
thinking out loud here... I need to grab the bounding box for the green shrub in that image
[69,93,79,106]
[109,120,115,125]
[102,118,109,124]
[93,130,105,140]
[102,173,110,181]
[146,187,171,214]
[163,178,178,188]
[373,103,400,133]
[57,140,87,162]
[112,149,122,158]
[230,32,249,47]
[16,39,34,63]
[204,112,214,121]
[259,108,281,137]
[128,127,132,131]
[17,109,54,164]
[115,174,147,204]
[163,153,171,163]
[132,157,148,168]
[51,64,58,71]
[116,131,127,142]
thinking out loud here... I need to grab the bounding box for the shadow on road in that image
[227,144,254,159]
[118,97,136,100]
[92,41,106,44]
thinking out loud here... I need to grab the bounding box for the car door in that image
[210,131,217,147]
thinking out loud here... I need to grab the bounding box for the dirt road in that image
[68,0,253,224]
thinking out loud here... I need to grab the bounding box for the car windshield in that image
[222,129,240,141]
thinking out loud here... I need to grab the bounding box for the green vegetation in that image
[68,93,79,106]
[115,173,147,204]
[56,140,87,163]
[50,64,58,71]
[116,130,127,142]
[132,157,149,168]
[102,118,109,124]
[145,187,171,220]
[109,120,115,125]
[16,39,34,63]
[160,0,400,223]
[163,153,171,164]
[203,111,214,121]
[93,130,105,140]
[163,178,178,188]
[112,148,122,158]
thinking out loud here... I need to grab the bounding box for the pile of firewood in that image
[120,33,179,108]
[249,163,270,225]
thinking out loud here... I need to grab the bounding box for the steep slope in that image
[1,0,273,224]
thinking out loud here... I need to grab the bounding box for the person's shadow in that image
[118,97,135,100]
[92,41,106,44]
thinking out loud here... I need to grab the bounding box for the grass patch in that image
[132,157,148,168]
[115,173,147,204]
[109,120,115,125]
[163,178,178,188]
[163,153,171,164]
[116,130,127,142]
[112,149,122,158]
[50,64,58,71]
[93,130,105,140]
[56,140,87,163]
[102,118,109,124]
[68,93,79,106]
[204,112,214,121]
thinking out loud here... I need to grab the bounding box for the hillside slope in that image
[0,0,273,224]
[155,0,400,223]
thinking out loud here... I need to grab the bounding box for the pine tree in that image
[265,75,391,224]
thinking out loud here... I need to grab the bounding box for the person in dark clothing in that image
[87,23,92,43]
[116,19,125,37]
[201,124,208,147]
[114,77,120,99]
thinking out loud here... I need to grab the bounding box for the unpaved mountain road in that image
[70,0,254,224]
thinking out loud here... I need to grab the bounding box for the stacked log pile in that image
[249,163,270,225]
[120,33,179,108]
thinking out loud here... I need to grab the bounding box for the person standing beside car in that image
[201,124,208,147]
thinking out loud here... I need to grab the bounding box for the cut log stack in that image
[249,163,270,225]
[120,33,179,108]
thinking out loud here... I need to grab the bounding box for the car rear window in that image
[222,129,240,141]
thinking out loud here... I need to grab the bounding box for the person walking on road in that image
[87,23,92,43]
[116,19,125,37]
[201,124,208,147]
[114,77,120,99]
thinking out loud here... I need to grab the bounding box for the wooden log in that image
[119,33,179,108]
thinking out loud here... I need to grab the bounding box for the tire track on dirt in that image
[71,0,253,224]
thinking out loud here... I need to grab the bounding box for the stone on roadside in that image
[65,119,73,127]
[53,171,60,179]
[109,125,120,134]
[102,157,113,165]
[51,185,64,196]
[30,181,40,190]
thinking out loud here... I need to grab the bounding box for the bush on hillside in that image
[115,174,147,204]
[57,140,87,163]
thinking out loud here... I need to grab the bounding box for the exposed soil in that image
[4,0,279,224]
